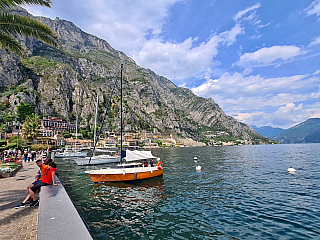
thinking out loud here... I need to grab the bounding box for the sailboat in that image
[55,115,87,158]
[74,94,120,165]
[85,64,163,182]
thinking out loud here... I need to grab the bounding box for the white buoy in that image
[196,165,201,171]
[194,157,198,162]
[287,167,296,173]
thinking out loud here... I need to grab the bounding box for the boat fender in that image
[123,170,126,175]
[157,162,163,170]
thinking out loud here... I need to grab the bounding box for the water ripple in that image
[55,144,320,239]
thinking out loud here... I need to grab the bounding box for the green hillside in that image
[274,118,320,143]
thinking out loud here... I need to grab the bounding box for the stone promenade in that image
[0,161,39,240]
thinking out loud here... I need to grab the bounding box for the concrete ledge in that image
[37,179,93,240]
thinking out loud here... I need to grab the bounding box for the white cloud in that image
[133,23,245,80]
[313,70,320,75]
[305,0,320,16]
[25,0,182,56]
[234,3,262,22]
[237,45,304,67]
[220,24,244,46]
[311,85,320,98]
[133,36,221,80]
[234,112,263,122]
[308,36,320,47]
[192,72,308,99]
[192,71,320,128]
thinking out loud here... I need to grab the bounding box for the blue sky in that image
[25,0,320,129]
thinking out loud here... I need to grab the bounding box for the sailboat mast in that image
[120,64,123,163]
[75,114,78,151]
[94,94,98,147]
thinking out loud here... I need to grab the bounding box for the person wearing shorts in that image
[15,162,59,208]
[27,160,49,191]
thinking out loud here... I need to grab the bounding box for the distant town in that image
[1,116,259,150]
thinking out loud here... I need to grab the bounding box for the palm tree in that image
[22,113,40,142]
[0,0,60,58]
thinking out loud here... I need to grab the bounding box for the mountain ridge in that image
[0,7,272,144]
[252,125,285,139]
[274,118,320,143]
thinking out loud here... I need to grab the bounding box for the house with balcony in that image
[42,117,76,134]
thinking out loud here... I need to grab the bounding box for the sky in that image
[24,0,320,129]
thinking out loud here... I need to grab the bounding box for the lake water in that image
[54,143,320,239]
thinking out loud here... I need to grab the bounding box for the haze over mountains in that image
[0,7,273,144]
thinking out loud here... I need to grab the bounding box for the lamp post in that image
[17,131,20,149]
[3,122,8,142]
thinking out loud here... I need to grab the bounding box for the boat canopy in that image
[125,150,156,162]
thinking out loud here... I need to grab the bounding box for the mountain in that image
[252,125,285,139]
[0,7,272,144]
[274,118,320,143]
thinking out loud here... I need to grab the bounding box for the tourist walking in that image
[27,151,32,162]
[24,151,28,163]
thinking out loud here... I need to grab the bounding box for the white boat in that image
[85,150,163,182]
[74,154,120,166]
[95,148,117,153]
[55,151,87,158]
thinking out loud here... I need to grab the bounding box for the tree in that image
[17,101,34,121]
[21,113,40,142]
[0,0,60,58]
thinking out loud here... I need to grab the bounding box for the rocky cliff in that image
[0,7,268,143]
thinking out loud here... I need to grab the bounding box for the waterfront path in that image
[0,161,39,240]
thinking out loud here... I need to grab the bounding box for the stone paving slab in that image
[0,161,39,240]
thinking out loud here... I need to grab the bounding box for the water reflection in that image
[84,176,166,238]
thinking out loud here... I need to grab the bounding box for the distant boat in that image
[55,151,87,158]
[85,65,163,182]
[74,151,120,166]
[94,148,117,153]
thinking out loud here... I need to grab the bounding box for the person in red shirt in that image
[26,160,49,191]
[15,162,59,208]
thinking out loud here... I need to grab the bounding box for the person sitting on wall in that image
[15,162,59,208]
[27,160,49,190]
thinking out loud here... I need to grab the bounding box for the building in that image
[40,129,54,137]
[55,134,65,146]
[42,117,76,133]
[97,138,116,148]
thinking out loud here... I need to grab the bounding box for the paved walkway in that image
[0,161,39,240]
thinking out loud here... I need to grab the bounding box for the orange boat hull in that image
[88,169,163,182]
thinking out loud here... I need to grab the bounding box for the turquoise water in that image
[55,144,320,239]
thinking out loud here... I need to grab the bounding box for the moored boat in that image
[74,154,120,166]
[85,150,163,182]
[55,151,87,158]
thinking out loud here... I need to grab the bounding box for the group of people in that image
[143,158,155,167]
[15,153,59,208]
[0,149,20,162]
